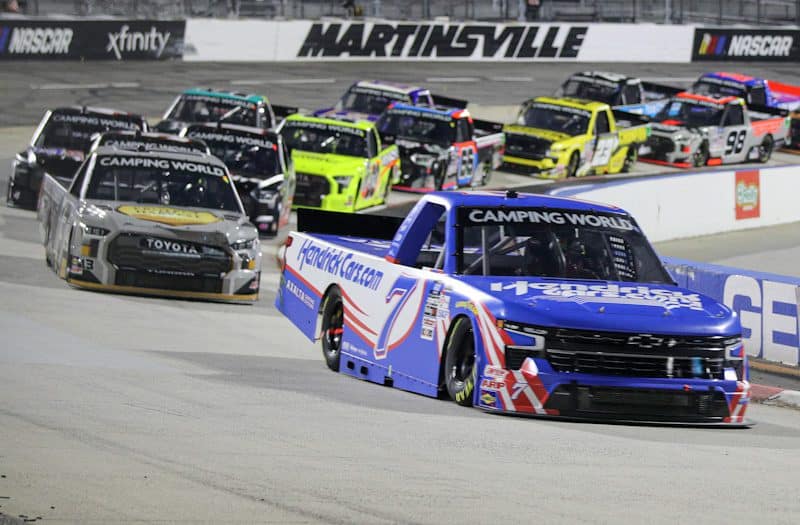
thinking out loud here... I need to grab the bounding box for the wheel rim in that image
[324,303,343,357]
[450,329,475,382]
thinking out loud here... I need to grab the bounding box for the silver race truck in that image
[38,147,262,302]
[641,92,790,167]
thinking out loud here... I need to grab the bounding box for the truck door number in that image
[592,136,617,167]
[726,130,746,155]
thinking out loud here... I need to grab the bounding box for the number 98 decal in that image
[459,148,475,182]
[725,130,746,155]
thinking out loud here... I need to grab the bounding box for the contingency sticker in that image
[117,205,222,226]
[421,283,450,341]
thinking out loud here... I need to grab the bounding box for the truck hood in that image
[292,150,366,176]
[651,122,707,136]
[394,139,449,163]
[461,277,738,336]
[79,201,255,246]
[503,125,571,143]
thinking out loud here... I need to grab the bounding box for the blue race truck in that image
[276,191,751,425]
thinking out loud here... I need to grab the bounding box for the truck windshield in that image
[377,110,455,145]
[457,207,672,283]
[185,129,282,178]
[84,155,242,212]
[692,80,747,99]
[338,86,411,115]
[654,100,724,127]
[561,79,619,105]
[520,103,590,136]
[167,95,263,127]
[282,121,368,157]
[35,113,142,152]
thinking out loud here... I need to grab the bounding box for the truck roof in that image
[699,72,759,86]
[181,88,266,105]
[570,71,635,84]
[52,106,143,119]
[353,80,429,97]
[184,122,280,140]
[284,113,374,131]
[386,102,470,119]
[421,190,626,215]
[675,92,740,106]
[532,96,609,112]
[93,145,226,166]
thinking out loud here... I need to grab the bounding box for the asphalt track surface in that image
[1,62,800,524]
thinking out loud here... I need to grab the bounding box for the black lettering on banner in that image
[408,25,430,57]
[296,22,586,60]
[363,24,394,56]
[0,19,184,61]
[391,25,418,56]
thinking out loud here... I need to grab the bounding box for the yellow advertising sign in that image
[117,206,221,226]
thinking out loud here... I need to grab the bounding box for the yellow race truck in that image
[502,97,650,178]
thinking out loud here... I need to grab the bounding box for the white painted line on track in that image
[230,78,337,86]
[491,76,533,82]
[31,82,141,90]
[425,77,480,83]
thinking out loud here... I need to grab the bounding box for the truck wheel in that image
[692,144,709,167]
[320,287,344,372]
[758,135,774,163]
[622,145,638,173]
[566,152,579,178]
[444,317,477,407]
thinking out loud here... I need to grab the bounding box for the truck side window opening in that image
[456,119,471,143]
[724,105,745,126]
[748,86,767,107]
[623,84,641,105]
[595,111,611,134]
[412,205,447,270]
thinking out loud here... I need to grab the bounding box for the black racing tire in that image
[320,287,344,372]
[566,152,579,178]
[758,135,774,163]
[692,143,709,167]
[478,161,492,187]
[444,317,477,407]
[622,145,638,173]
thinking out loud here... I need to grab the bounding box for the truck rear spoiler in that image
[431,94,469,109]
[272,104,300,121]
[641,81,684,101]
[297,208,404,241]
[472,119,504,133]
[747,104,789,117]
[611,109,650,126]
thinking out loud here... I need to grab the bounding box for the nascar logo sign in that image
[693,28,800,62]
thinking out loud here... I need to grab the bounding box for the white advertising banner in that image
[184,19,693,62]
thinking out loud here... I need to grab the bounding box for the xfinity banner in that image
[692,28,800,62]
[0,19,185,60]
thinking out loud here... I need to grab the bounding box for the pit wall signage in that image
[182,20,695,62]
[0,19,185,60]
[692,28,800,62]
[665,257,800,368]
[735,169,760,220]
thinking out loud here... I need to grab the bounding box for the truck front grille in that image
[504,134,550,160]
[294,172,331,208]
[108,233,231,276]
